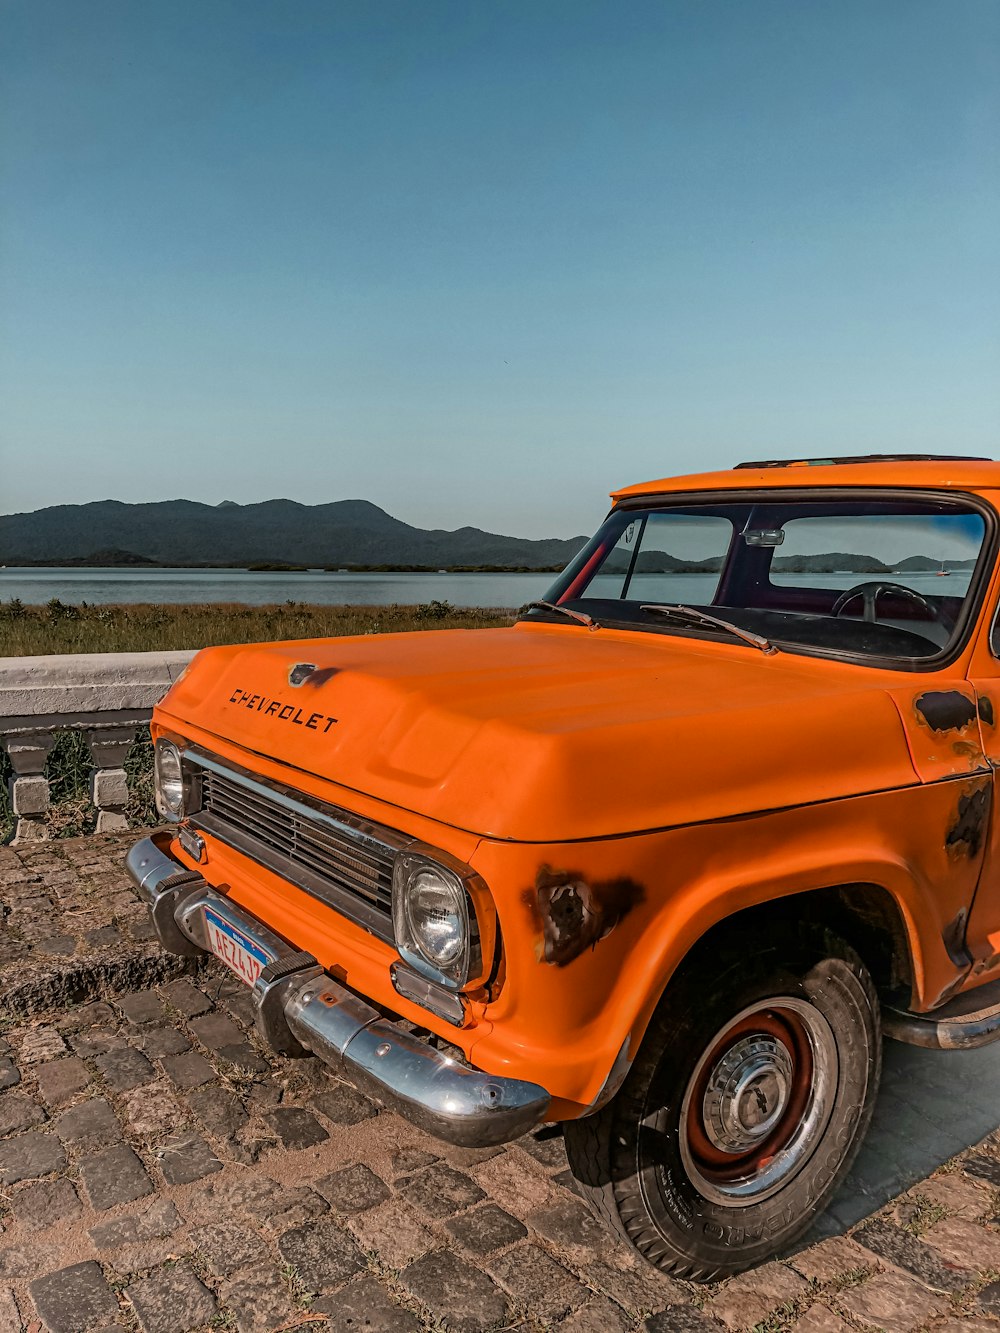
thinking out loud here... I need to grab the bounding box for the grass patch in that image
[900,1192,948,1236]
[0,598,513,656]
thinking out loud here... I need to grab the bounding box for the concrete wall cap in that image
[0,650,198,718]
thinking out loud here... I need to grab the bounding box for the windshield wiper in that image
[640,604,778,655]
[524,601,601,631]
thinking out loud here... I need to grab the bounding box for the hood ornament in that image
[288,663,317,687]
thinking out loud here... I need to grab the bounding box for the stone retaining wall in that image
[0,652,195,843]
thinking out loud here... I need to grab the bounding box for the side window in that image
[581,513,735,605]
[624,514,734,605]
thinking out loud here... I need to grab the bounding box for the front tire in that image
[564,923,881,1281]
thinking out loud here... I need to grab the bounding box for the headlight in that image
[154,739,186,820]
[392,850,481,989]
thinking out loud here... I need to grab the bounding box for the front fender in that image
[468,777,984,1116]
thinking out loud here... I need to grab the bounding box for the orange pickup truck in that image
[128,455,1000,1279]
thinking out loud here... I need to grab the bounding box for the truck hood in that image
[159,624,917,841]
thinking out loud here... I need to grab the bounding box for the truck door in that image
[958,600,1000,980]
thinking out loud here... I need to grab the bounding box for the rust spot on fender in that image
[953,741,983,761]
[941,907,969,967]
[946,782,990,860]
[979,695,996,728]
[930,972,968,1008]
[524,866,645,967]
[915,691,977,734]
[973,951,1000,975]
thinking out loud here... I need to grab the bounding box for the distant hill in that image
[772,553,978,574]
[2,547,160,568]
[0,498,588,570]
[604,550,725,574]
[895,555,976,572]
[603,548,975,576]
[771,552,890,574]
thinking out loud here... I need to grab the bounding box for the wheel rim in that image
[677,997,838,1206]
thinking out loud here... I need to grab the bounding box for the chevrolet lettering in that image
[227,687,337,732]
[131,455,1000,1279]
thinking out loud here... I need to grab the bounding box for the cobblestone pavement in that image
[3,838,1000,1331]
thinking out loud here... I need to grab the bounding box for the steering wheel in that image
[831,581,941,624]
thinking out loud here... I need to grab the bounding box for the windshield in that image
[526,493,991,665]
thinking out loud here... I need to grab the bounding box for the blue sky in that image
[2,1,998,539]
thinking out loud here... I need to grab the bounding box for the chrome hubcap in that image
[678,997,839,1207]
[703,1034,794,1153]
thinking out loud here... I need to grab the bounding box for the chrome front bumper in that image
[125,836,550,1147]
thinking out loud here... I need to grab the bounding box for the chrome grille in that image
[188,752,408,941]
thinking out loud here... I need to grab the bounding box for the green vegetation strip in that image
[0,598,513,656]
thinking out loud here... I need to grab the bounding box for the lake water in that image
[0,566,970,610]
[0,566,556,609]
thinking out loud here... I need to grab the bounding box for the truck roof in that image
[612,454,1000,501]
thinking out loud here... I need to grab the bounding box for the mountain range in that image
[0,498,588,570]
[1,498,976,578]
[604,549,976,575]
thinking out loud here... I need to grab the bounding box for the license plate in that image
[204,907,272,986]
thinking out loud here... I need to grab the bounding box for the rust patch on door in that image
[945,781,990,860]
